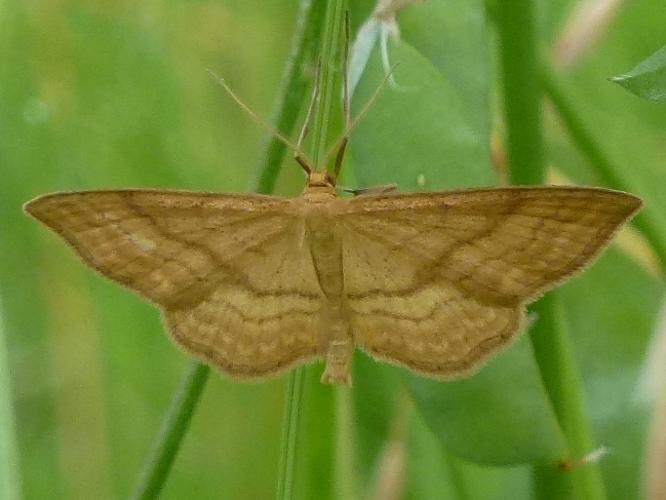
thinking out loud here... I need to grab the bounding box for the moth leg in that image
[342,183,398,196]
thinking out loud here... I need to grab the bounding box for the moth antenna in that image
[295,59,322,174]
[324,64,395,176]
[206,69,315,174]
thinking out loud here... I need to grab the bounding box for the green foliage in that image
[1,0,665,499]
[610,45,666,102]
[0,303,21,500]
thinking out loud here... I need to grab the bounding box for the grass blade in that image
[277,1,346,499]
[129,362,210,499]
[495,0,606,498]
[0,298,21,500]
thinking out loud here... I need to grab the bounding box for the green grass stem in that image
[495,1,606,498]
[310,0,345,167]
[276,368,306,500]
[0,299,21,500]
[276,1,346,499]
[129,362,210,500]
[334,387,356,500]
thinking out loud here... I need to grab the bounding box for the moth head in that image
[307,170,335,189]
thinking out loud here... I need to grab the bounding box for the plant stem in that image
[315,4,350,500]
[311,0,345,167]
[540,64,666,270]
[530,299,606,499]
[495,1,605,499]
[276,2,346,499]
[496,0,543,185]
[129,362,210,500]
[276,368,306,500]
[0,299,21,500]
[334,387,356,500]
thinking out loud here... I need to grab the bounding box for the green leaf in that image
[351,40,493,190]
[400,0,490,139]
[405,411,533,500]
[352,351,403,485]
[407,334,566,465]
[404,412,463,499]
[610,45,666,102]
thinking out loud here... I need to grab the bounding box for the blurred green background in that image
[1,0,665,499]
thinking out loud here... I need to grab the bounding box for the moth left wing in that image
[25,190,324,378]
[339,186,641,378]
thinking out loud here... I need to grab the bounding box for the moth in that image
[24,55,641,386]
[24,176,641,385]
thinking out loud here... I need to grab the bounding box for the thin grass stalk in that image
[310,0,346,167]
[276,368,306,500]
[0,298,21,500]
[129,362,210,500]
[334,387,356,500]
[495,1,606,498]
[277,1,347,499]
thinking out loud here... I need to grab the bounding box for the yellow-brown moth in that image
[24,173,640,385]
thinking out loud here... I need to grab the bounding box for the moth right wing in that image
[339,186,641,378]
[25,190,324,378]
